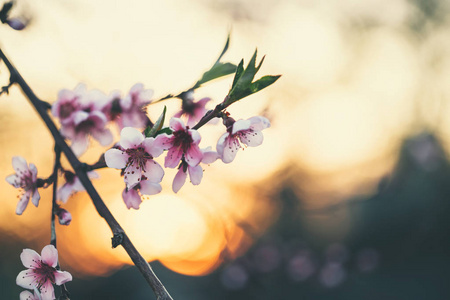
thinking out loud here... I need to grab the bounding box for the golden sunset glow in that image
[2,0,450,281]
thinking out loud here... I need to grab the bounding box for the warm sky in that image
[1,0,450,277]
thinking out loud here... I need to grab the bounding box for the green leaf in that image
[144,106,166,137]
[192,34,236,89]
[250,75,281,93]
[156,127,173,136]
[231,59,244,88]
[194,62,236,89]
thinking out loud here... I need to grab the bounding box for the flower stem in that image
[0,48,173,300]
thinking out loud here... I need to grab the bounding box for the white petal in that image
[41,245,58,268]
[29,164,38,180]
[188,165,203,185]
[169,118,185,131]
[16,269,36,289]
[73,111,89,125]
[71,134,89,157]
[172,168,187,193]
[153,133,173,150]
[222,135,241,164]
[31,190,40,207]
[120,127,144,149]
[6,174,21,188]
[20,248,41,268]
[12,156,28,174]
[189,129,201,144]
[143,160,164,183]
[92,128,113,146]
[19,290,35,300]
[185,144,203,167]
[140,181,162,196]
[16,191,31,215]
[54,270,72,285]
[249,116,271,131]
[39,281,55,300]
[124,163,142,190]
[202,150,219,164]
[143,137,164,158]
[239,130,264,147]
[216,133,228,158]
[105,149,128,169]
[232,119,251,135]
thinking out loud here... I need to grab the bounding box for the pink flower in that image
[154,118,203,168]
[52,84,113,156]
[121,173,164,209]
[104,83,153,130]
[20,289,41,300]
[57,171,98,203]
[5,156,40,215]
[105,127,164,190]
[16,245,72,300]
[173,91,211,128]
[55,207,72,226]
[172,147,219,193]
[217,116,270,163]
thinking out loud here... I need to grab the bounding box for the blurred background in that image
[1,0,450,299]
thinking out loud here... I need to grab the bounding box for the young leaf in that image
[156,127,173,136]
[144,106,166,137]
[192,35,236,89]
[231,59,244,89]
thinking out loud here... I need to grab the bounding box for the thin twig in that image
[0,48,173,300]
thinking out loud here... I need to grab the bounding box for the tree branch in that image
[0,48,173,300]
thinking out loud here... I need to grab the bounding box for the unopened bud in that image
[56,207,72,226]
[6,17,26,30]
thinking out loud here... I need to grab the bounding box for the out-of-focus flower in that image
[55,207,72,226]
[173,91,211,128]
[5,156,40,215]
[319,263,346,288]
[20,288,41,300]
[52,84,113,156]
[6,17,27,30]
[16,245,72,300]
[57,170,98,203]
[220,263,249,290]
[154,118,203,168]
[104,83,153,130]
[105,127,164,190]
[356,248,380,272]
[172,147,219,193]
[217,116,270,163]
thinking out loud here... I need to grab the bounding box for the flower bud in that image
[6,17,26,30]
[56,207,72,225]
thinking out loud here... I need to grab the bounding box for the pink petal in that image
[92,128,113,146]
[165,147,183,168]
[172,168,187,193]
[124,163,142,190]
[249,116,270,131]
[122,188,142,210]
[39,281,55,300]
[6,174,21,188]
[202,149,219,164]
[31,190,40,207]
[19,290,37,300]
[105,149,128,169]
[54,270,72,285]
[232,119,252,135]
[16,191,31,215]
[58,184,73,203]
[142,137,164,158]
[71,134,89,157]
[169,118,185,131]
[239,130,264,147]
[12,156,28,174]
[16,269,36,289]
[221,135,241,164]
[188,165,203,185]
[73,111,89,126]
[29,163,38,181]
[41,245,58,268]
[20,248,41,268]
[140,181,162,196]
[143,160,164,183]
[185,144,203,167]
[197,97,211,106]
[189,129,201,144]
[120,127,144,149]
[153,133,173,150]
[173,110,183,119]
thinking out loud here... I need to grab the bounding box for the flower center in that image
[172,130,194,153]
[34,261,56,285]
[126,147,152,170]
